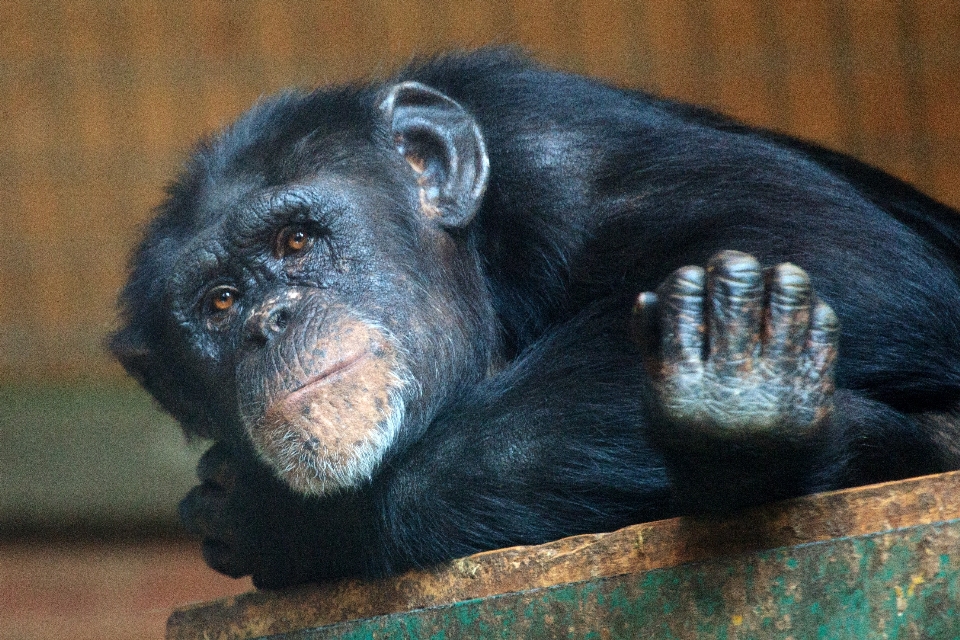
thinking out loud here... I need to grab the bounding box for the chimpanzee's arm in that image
[181,253,939,588]
[180,308,674,587]
[378,253,940,571]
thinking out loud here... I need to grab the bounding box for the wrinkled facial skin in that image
[237,292,413,495]
[113,82,497,497]
[140,175,493,497]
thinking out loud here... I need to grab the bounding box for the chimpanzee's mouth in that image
[283,352,369,404]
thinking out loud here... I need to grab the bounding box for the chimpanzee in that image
[111,49,960,588]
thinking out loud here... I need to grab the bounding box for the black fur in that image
[113,49,960,587]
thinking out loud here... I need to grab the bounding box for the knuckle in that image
[709,251,761,280]
[772,262,811,288]
[813,301,840,332]
[201,539,249,578]
[662,266,706,298]
[197,444,237,488]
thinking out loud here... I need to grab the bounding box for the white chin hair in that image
[259,381,411,496]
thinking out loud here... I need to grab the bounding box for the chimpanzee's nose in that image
[245,299,292,345]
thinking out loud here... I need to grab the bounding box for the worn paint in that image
[167,472,960,640]
[276,521,959,640]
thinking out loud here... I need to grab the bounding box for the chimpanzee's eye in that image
[275,226,313,258]
[205,285,239,315]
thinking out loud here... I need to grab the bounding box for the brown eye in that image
[207,286,238,313]
[276,226,311,257]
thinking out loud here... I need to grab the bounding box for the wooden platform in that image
[167,471,960,639]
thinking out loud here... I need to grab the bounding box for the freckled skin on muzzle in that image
[237,289,412,496]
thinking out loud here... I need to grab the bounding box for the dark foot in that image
[634,250,838,440]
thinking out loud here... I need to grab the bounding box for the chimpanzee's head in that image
[112,80,497,496]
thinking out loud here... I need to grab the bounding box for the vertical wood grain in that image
[1,0,957,380]
[845,0,915,183]
[772,1,846,149]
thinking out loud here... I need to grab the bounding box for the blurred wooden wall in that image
[1,0,958,382]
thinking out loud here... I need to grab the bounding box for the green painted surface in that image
[278,521,960,640]
[0,383,202,528]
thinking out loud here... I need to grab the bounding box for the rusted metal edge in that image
[300,518,960,639]
[167,470,960,640]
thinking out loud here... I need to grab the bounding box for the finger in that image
[631,291,660,359]
[707,251,763,367]
[197,442,237,490]
[763,263,813,368]
[178,484,235,545]
[807,299,840,382]
[202,539,252,579]
[657,265,707,371]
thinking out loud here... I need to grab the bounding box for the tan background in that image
[1,0,958,382]
[0,2,958,638]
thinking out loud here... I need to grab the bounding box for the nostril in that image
[268,308,290,334]
[247,303,292,346]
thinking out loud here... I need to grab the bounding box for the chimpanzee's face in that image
[113,82,495,495]
[161,175,418,494]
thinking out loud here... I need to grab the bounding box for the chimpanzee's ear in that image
[109,326,153,385]
[380,81,490,228]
